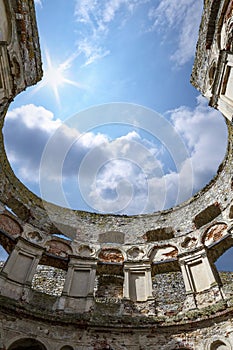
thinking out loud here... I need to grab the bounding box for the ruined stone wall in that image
[191,0,233,121]
[0,0,233,349]
[12,262,233,318]
[1,308,233,350]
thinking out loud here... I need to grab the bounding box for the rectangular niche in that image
[69,269,90,297]
[10,253,33,283]
[189,260,209,292]
[144,227,174,242]
[98,231,125,244]
[193,203,221,228]
[129,272,147,302]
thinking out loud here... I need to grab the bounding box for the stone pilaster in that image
[179,247,224,309]
[123,261,153,302]
[0,42,13,104]
[57,257,97,312]
[0,237,44,300]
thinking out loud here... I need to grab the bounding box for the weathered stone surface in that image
[31,264,66,296]
[0,214,22,236]
[99,248,124,263]
[0,0,233,348]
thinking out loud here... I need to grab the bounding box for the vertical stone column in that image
[0,237,44,300]
[57,257,97,312]
[179,247,224,309]
[123,262,153,302]
[0,42,13,103]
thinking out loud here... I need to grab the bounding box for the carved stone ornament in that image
[46,240,72,258]
[126,246,144,260]
[77,245,95,257]
[181,236,197,249]
[27,231,43,243]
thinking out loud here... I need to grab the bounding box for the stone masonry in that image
[0,0,233,349]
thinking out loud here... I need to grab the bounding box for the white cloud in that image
[6,104,61,132]
[74,0,149,65]
[169,96,228,190]
[148,0,203,66]
[4,105,60,181]
[78,40,110,67]
[3,98,227,214]
[34,0,42,7]
[75,0,147,29]
[80,97,227,213]
[4,104,109,182]
[74,0,203,67]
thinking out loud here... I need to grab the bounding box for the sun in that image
[32,48,83,105]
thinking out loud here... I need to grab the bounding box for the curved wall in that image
[0,0,233,349]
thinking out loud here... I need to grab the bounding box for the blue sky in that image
[1,0,232,269]
[4,0,228,214]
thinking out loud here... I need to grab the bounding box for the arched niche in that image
[8,338,47,350]
[0,213,22,237]
[202,222,228,247]
[45,239,72,258]
[98,248,124,263]
[150,245,179,274]
[149,245,178,262]
[210,340,230,350]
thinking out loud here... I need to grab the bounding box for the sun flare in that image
[32,48,83,105]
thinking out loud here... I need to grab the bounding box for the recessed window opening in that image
[215,247,233,271]
[0,245,8,270]
[215,247,233,299]
[52,233,72,241]
[4,205,18,217]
